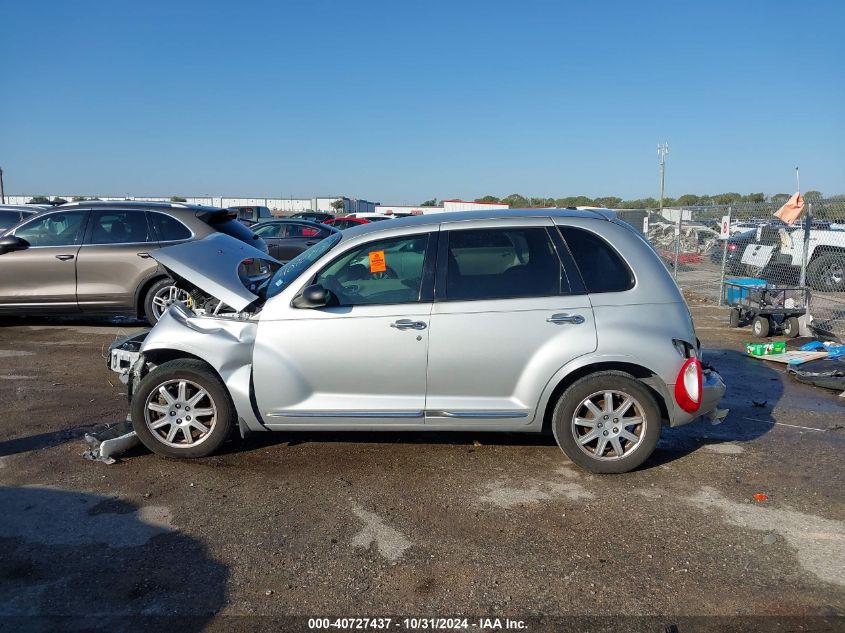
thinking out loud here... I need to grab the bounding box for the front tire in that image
[131,359,234,458]
[552,371,662,474]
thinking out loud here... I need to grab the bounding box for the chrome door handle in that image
[547,313,585,325]
[137,252,151,258]
[55,254,75,261]
[391,319,427,330]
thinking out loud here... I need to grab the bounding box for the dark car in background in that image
[0,205,43,232]
[0,201,272,324]
[251,219,338,262]
[227,205,273,226]
[290,211,334,223]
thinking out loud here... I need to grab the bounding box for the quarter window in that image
[150,212,192,242]
[253,223,282,238]
[88,210,153,244]
[559,226,634,293]
[14,211,88,247]
[444,228,564,300]
[314,234,430,306]
[0,211,22,227]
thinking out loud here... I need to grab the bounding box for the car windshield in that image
[264,233,342,300]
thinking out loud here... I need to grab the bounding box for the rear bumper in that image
[669,367,727,427]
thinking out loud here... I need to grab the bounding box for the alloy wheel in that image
[571,390,647,460]
[143,379,217,448]
[151,285,192,321]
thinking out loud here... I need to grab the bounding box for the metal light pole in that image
[657,143,669,214]
[0,166,5,204]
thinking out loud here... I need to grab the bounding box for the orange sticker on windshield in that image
[368,250,386,273]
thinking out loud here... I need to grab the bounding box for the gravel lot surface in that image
[0,305,843,632]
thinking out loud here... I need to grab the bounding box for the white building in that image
[375,199,510,216]
[374,204,442,216]
[442,199,510,212]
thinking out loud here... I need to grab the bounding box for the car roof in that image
[58,200,222,212]
[257,218,339,231]
[339,207,615,238]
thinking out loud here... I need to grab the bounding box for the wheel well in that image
[541,362,670,433]
[135,275,170,318]
[141,349,217,378]
[809,245,845,263]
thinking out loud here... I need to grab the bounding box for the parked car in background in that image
[709,228,757,267]
[0,205,42,233]
[227,205,273,226]
[324,217,371,230]
[108,208,725,473]
[0,201,273,325]
[714,222,845,291]
[251,219,338,262]
[290,211,334,223]
[345,213,392,222]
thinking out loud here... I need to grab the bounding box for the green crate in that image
[746,341,786,356]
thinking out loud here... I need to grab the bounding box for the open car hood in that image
[152,233,280,312]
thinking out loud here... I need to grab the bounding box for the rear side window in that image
[0,210,22,227]
[559,226,634,293]
[150,212,192,242]
[88,210,153,244]
[444,227,565,301]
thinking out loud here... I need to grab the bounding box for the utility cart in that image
[723,278,809,338]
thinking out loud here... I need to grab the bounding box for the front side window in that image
[444,227,564,301]
[315,234,430,306]
[149,212,192,242]
[559,226,634,293]
[88,210,153,244]
[14,211,87,247]
[258,207,272,219]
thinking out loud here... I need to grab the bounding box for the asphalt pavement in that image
[0,305,843,632]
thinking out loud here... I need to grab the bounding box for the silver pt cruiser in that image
[109,209,727,473]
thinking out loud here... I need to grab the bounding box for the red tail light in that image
[242,258,254,266]
[674,357,702,413]
[728,243,737,251]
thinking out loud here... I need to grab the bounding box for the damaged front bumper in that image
[108,331,149,398]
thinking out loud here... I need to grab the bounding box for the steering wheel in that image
[370,267,398,280]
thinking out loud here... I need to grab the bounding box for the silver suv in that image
[109,209,726,473]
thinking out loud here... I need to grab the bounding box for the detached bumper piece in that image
[700,365,729,425]
[83,417,140,465]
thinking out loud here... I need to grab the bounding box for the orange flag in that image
[774,192,805,225]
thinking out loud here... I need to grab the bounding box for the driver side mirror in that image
[292,284,331,309]
[0,235,30,255]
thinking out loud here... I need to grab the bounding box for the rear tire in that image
[551,371,662,474]
[807,253,845,293]
[783,316,800,338]
[729,309,740,328]
[752,315,770,338]
[131,359,234,458]
[143,278,191,326]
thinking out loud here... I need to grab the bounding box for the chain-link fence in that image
[629,199,845,340]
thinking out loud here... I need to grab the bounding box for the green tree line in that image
[453,191,828,209]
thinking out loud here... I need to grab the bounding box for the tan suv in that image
[0,201,269,324]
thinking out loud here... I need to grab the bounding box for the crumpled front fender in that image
[139,303,265,432]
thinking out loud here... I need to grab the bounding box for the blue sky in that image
[1,0,843,202]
